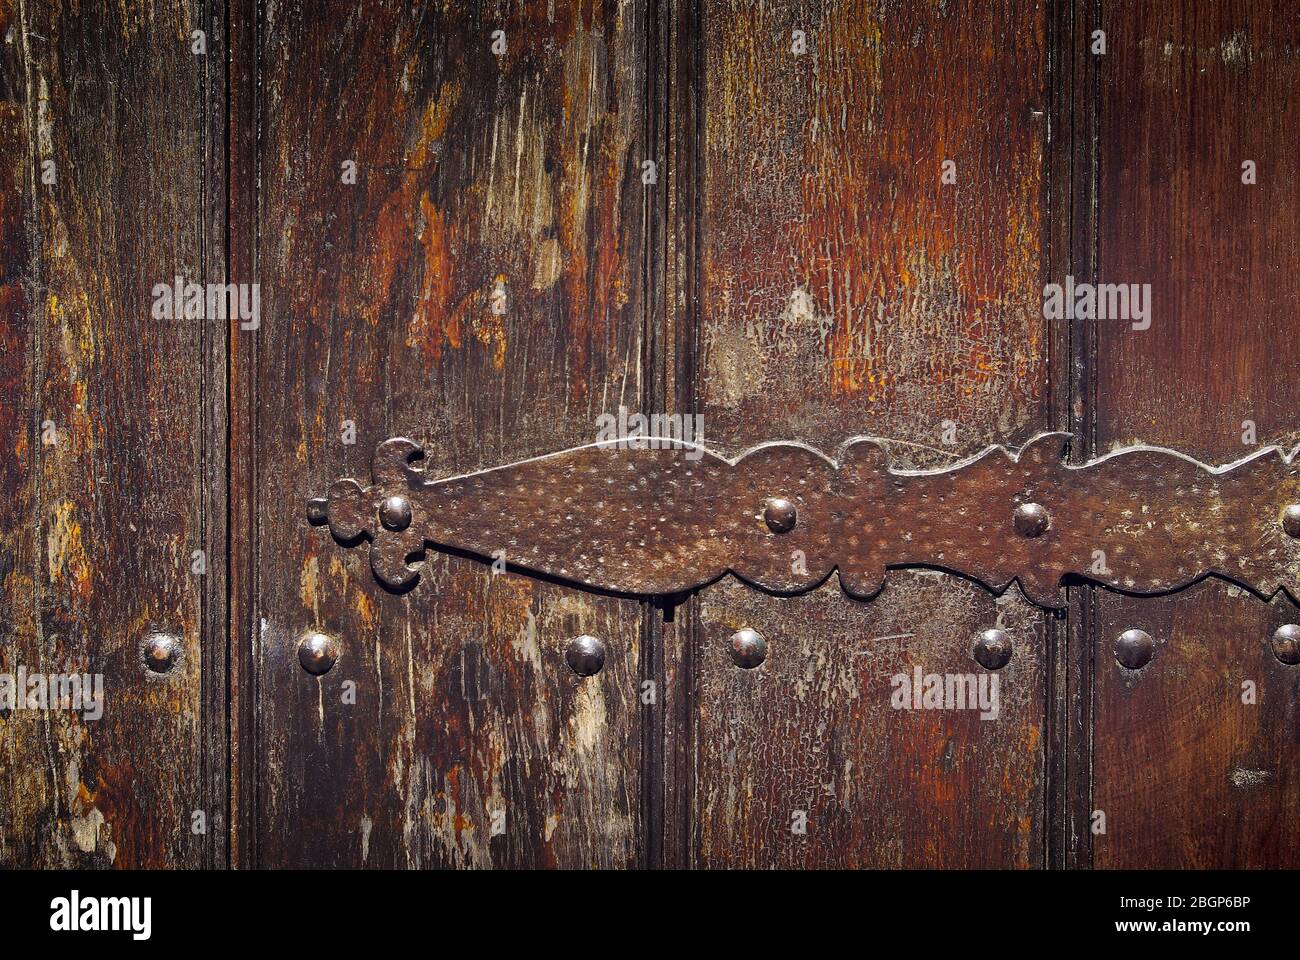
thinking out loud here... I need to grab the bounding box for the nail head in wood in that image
[1115,628,1155,670]
[143,632,181,674]
[728,628,768,669]
[565,635,605,677]
[1270,624,1300,665]
[972,628,1013,670]
[299,631,339,675]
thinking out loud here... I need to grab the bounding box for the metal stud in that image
[1270,624,1300,665]
[298,631,339,675]
[1114,628,1155,670]
[728,628,767,669]
[306,497,329,524]
[143,632,181,674]
[1282,505,1300,539]
[379,494,413,531]
[763,497,797,534]
[972,628,1013,670]
[1013,502,1050,538]
[565,635,605,676]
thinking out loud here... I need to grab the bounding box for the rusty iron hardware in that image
[306,432,1300,610]
[565,635,606,676]
[298,631,339,675]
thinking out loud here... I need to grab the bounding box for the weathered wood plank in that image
[679,0,1052,867]
[1094,585,1300,867]
[1090,0,1300,868]
[0,0,40,870]
[0,0,212,868]
[254,0,649,867]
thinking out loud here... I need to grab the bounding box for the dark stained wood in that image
[1090,0,1300,868]
[0,0,1296,873]
[657,0,699,868]
[1052,0,1102,871]
[253,0,650,867]
[1094,584,1300,867]
[693,576,1047,868]
[200,0,233,871]
[0,0,215,867]
[0,0,39,869]
[226,0,259,870]
[678,0,1053,867]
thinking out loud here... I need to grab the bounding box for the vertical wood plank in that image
[0,0,39,868]
[225,0,258,869]
[682,0,1053,867]
[0,0,214,868]
[1091,0,1300,868]
[1048,0,1101,871]
[198,0,232,871]
[255,0,649,868]
[658,0,700,869]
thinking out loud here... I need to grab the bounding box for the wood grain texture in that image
[1094,584,1300,867]
[695,576,1046,868]
[254,0,649,867]
[226,0,259,869]
[1051,0,1100,871]
[680,0,1052,867]
[1091,0,1300,868]
[0,0,213,867]
[1,0,1293,872]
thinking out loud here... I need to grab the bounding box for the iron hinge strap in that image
[307,432,1300,610]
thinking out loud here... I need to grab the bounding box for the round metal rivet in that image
[306,497,329,524]
[1282,505,1300,539]
[379,495,412,531]
[972,628,1012,670]
[1115,628,1155,670]
[299,631,339,675]
[728,628,767,669]
[763,497,797,534]
[565,635,605,676]
[1013,502,1050,537]
[143,632,181,674]
[1270,624,1300,665]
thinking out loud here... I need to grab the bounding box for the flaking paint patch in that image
[66,763,115,863]
[532,237,562,290]
[708,314,771,408]
[359,814,373,862]
[472,274,510,371]
[35,75,52,155]
[512,609,544,673]
[570,677,607,756]
[354,588,377,629]
[1218,30,1251,67]
[71,803,107,854]
[1230,767,1272,789]
[47,500,91,599]
[299,553,320,614]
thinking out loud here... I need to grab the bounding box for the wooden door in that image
[1,0,1297,870]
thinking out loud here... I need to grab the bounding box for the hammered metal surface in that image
[308,433,1300,608]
